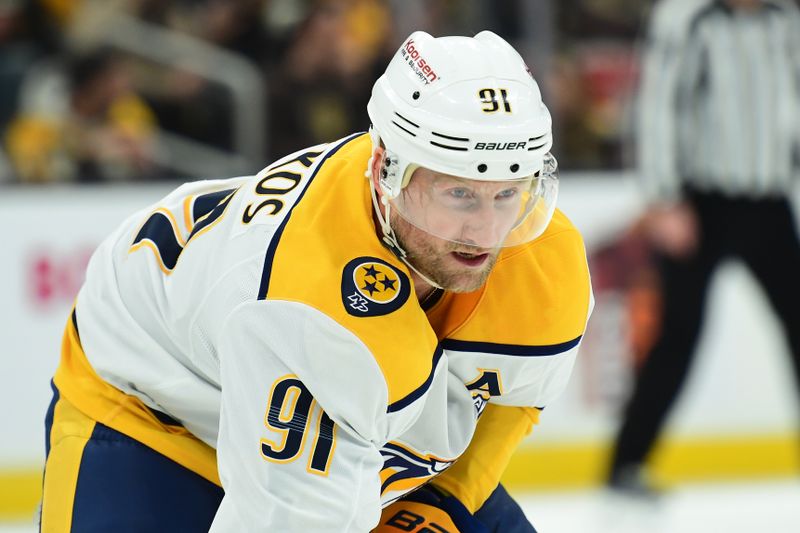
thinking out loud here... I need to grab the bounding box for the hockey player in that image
[40,31,592,532]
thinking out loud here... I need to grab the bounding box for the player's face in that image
[396,169,525,249]
[389,168,522,292]
[390,210,501,293]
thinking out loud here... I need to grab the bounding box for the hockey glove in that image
[373,484,490,533]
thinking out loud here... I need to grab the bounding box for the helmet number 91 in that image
[478,88,512,114]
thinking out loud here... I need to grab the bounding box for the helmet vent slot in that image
[432,131,470,142]
[430,141,469,152]
[394,112,420,129]
[391,120,418,137]
[528,134,548,151]
[430,130,470,152]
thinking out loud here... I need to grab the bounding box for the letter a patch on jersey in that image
[341,257,410,317]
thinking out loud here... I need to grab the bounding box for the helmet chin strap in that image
[367,168,444,291]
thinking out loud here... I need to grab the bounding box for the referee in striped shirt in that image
[608,0,800,494]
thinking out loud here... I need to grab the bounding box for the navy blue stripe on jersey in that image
[387,345,444,413]
[132,212,183,271]
[441,336,582,357]
[188,189,237,241]
[71,308,80,340]
[44,380,59,458]
[420,287,444,311]
[191,188,237,226]
[258,132,364,300]
[71,422,223,532]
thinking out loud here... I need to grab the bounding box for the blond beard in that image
[390,211,499,293]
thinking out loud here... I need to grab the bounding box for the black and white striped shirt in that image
[638,0,800,200]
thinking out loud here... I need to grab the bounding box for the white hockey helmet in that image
[367,30,558,249]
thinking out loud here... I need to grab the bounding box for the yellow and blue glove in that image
[374,484,489,533]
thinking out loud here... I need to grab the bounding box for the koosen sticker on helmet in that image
[400,38,440,85]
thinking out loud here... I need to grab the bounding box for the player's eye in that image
[496,188,518,200]
[448,187,473,199]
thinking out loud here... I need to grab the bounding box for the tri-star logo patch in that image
[341,257,410,317]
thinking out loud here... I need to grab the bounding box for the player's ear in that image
[370,145,385,191]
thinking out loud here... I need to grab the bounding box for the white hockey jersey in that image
[54,133,593,531]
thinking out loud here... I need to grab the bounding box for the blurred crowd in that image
[0,0,647,184]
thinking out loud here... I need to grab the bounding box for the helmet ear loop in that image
[370,155,401,251]
[380,159,390,206]
[379,151,402,198]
